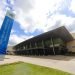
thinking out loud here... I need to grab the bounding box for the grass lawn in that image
[0,62,71,75]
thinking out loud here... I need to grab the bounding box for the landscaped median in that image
[0,62,71,75]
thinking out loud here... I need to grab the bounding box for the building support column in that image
[42,40,45,55]
[35,42,38,55]
[51,37,55,55]
[30,43,32,55]
[24,46,25,50]
[25,45,27,55]
[35,42,37,48]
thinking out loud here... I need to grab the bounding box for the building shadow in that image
[22,55,75,61]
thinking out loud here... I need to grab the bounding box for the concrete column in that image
[35,42,40,55]
[35,42,37,48]
[51,37,55,55]
[35,42,37,55]
[25,45,27,55]
[30,43,32,48]
[42,40,45,55]
[42,40,44,48]
[30,43,32,55]
[23,46,25,50]
[26,45,27,50]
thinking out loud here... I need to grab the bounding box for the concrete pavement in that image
[0,55,75,74]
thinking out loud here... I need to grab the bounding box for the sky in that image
[0,0,75,46]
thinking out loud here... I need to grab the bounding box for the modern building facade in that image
[67,33,75,53]
[12,26,75,55]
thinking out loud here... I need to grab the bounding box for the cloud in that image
[0,8,6,28]
[15,0,34,13]
[15,0,75,34]
[11,29,15,34]
[2,0,15,11]
[46,13,75,32]
[8,34,33,46]
[0,0,75,46]
[70,0,75,13]
[15,0,66,33]
[15,8,34,33]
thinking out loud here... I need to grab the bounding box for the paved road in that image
[0,55,75,74]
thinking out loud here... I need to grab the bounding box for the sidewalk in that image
[0,55,75,74]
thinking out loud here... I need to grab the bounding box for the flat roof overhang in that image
[14,26,74,47]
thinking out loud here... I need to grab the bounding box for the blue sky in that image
[0,0,75,46]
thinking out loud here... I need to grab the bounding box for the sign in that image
[0,11,14,54]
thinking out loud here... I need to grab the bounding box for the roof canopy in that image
[14,26,74,47]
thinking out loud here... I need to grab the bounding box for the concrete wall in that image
[7,46,15,55]
[67,40,75,52]
[7,46,14,51]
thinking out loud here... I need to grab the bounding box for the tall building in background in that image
[0,11,15,54]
